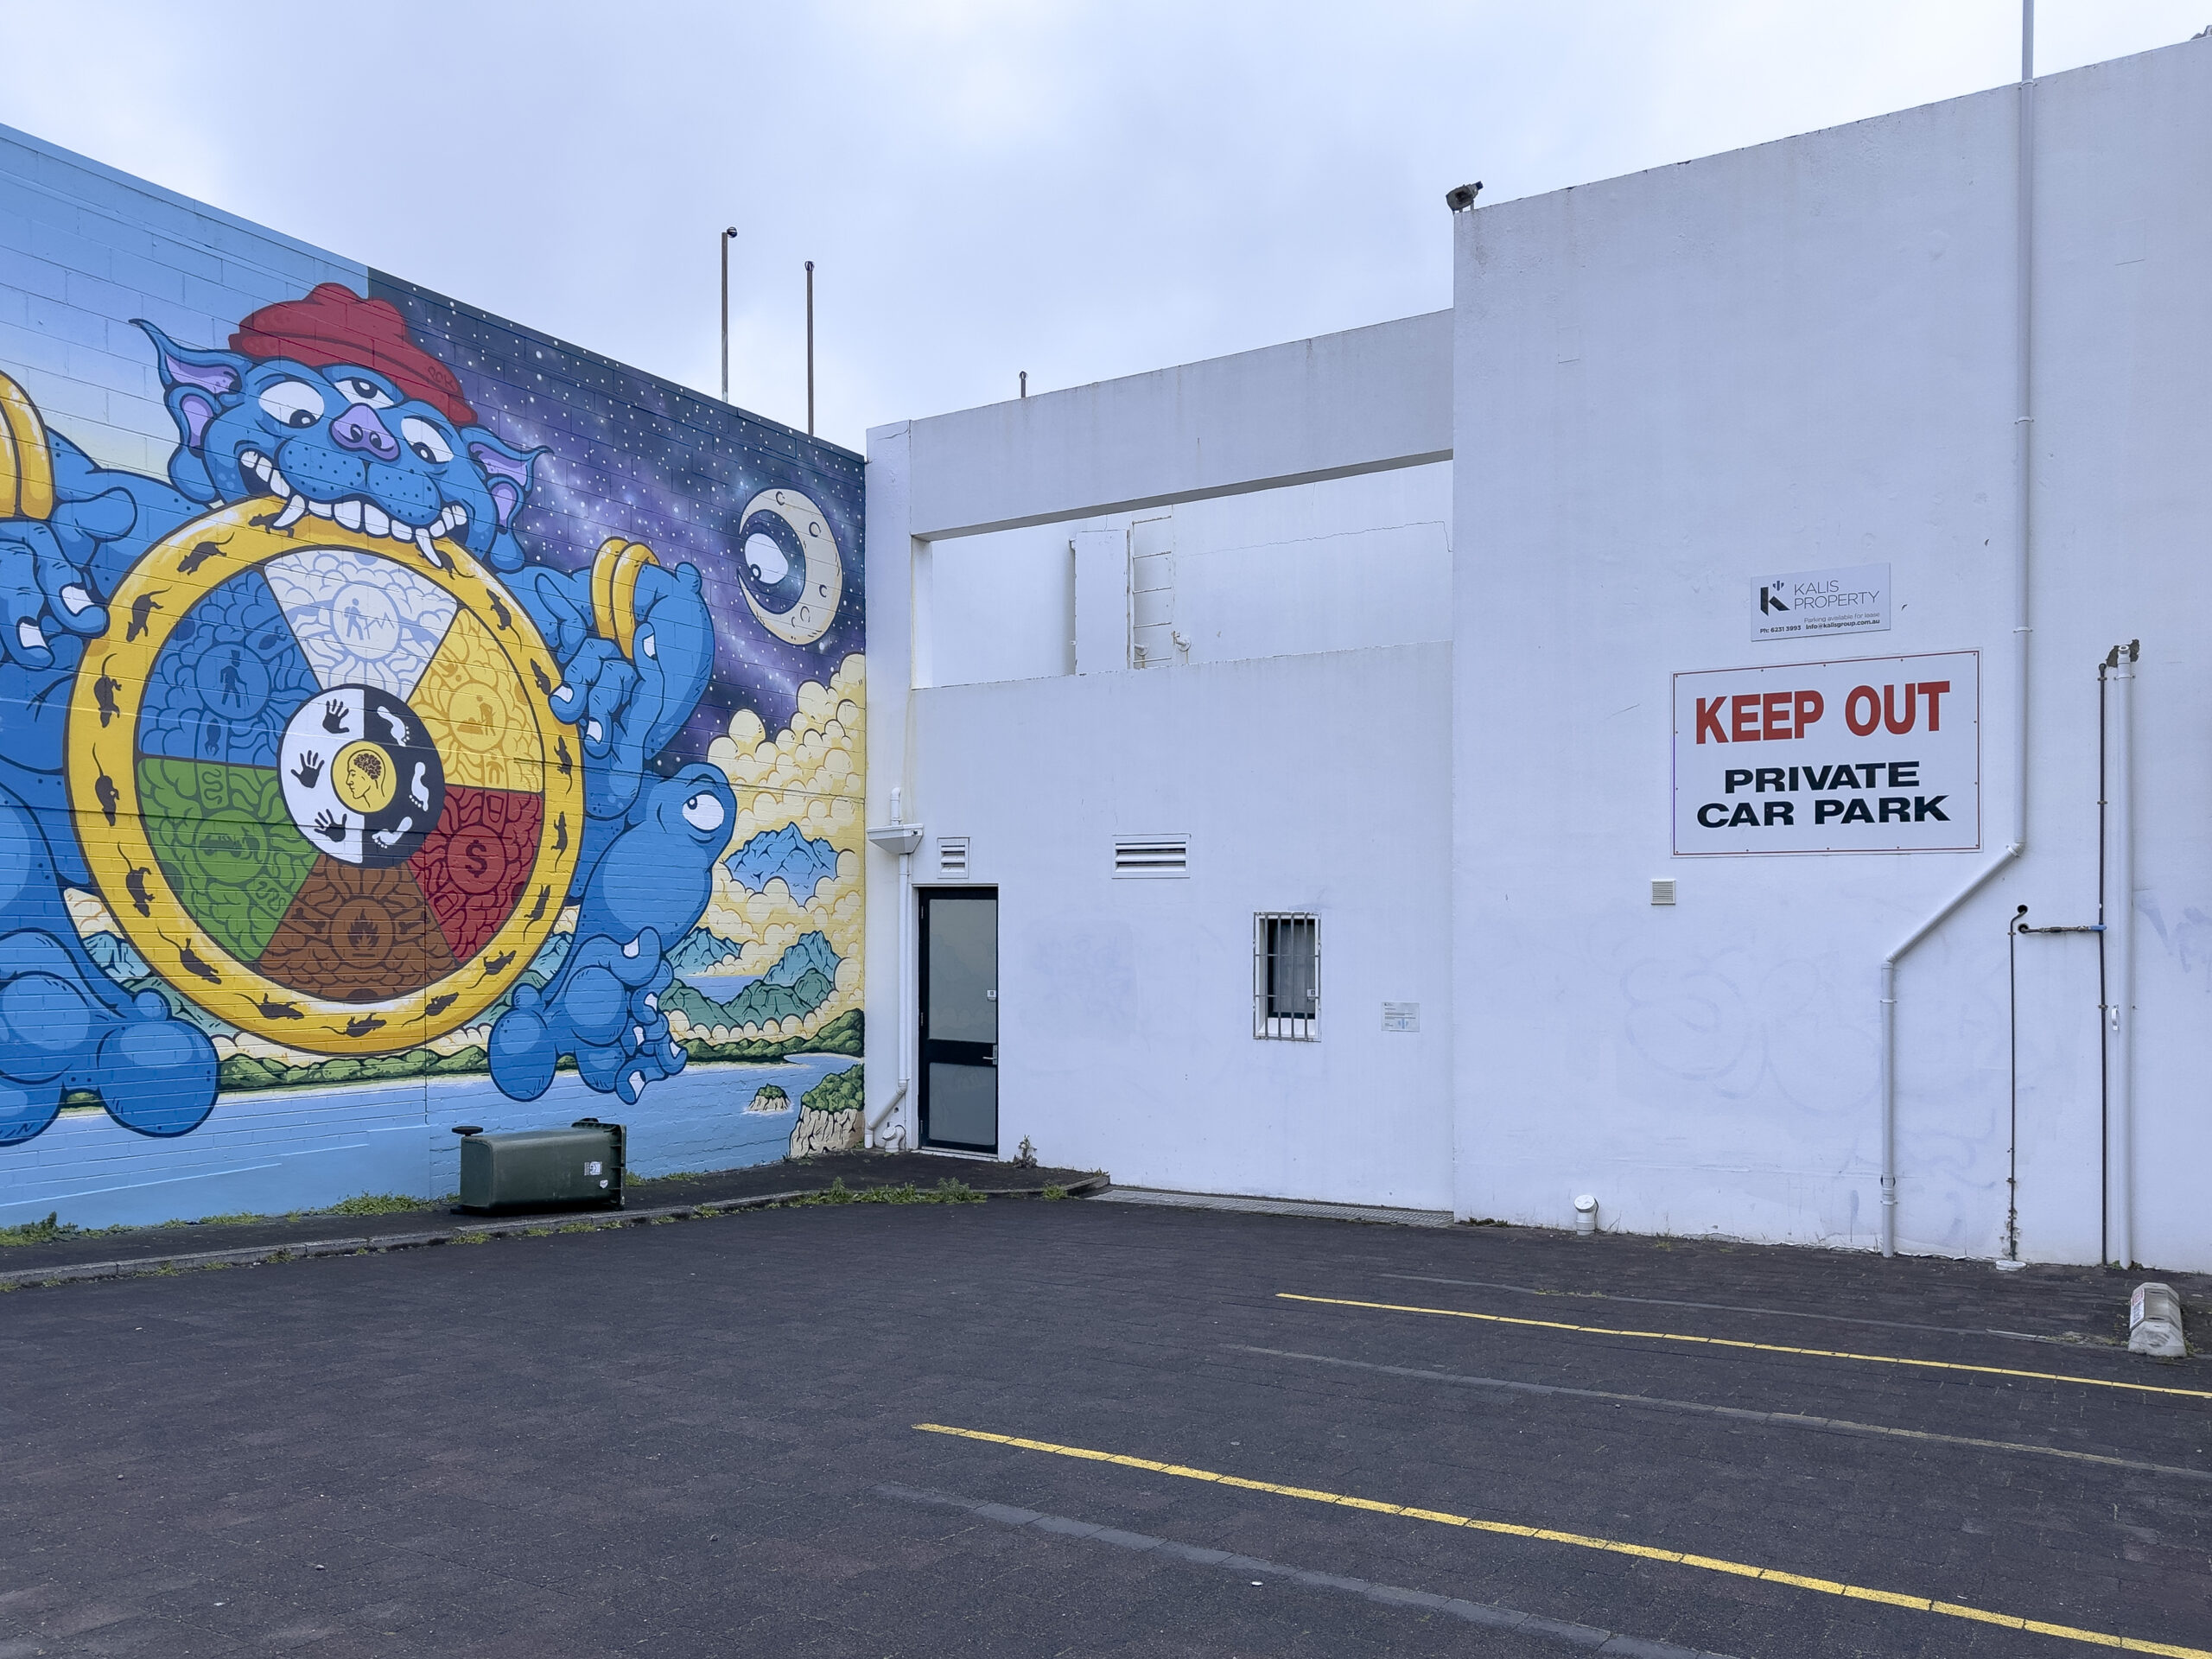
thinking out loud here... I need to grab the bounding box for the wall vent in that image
[938,836,969,880]
[1114,836,1189,878]
[1650,878,1677,906]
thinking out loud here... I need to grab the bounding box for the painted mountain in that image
[83,930,152,985]
[725,823,842,901]
[761,930,839,987]
[666,927,747,978]
[662,931,842,1032]
[76,928,234,1036]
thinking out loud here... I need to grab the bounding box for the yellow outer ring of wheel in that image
[66,499,586,1056]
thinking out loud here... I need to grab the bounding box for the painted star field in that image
[368,274,864,756]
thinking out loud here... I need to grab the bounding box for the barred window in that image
[1255,912,1318,1040]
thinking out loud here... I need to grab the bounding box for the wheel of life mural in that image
[67,500,583,1054]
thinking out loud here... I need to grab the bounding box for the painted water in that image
[0,1056,858,1230]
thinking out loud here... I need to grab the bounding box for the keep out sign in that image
[1672,651,1980,855]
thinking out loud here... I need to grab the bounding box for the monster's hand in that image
[0,486,136,668]
[552,636,644,775]
[486,926,686,1106]
[549,556,713,810]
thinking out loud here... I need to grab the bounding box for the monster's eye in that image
[401,417,453,464]
[334,376,397,410]
[681,792,726,833]
[257,379,326,429]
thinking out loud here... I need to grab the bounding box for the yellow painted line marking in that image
[1277,1293,2212,1402]
[916,1423,2212,1657]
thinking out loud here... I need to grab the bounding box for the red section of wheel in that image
[410,785,544,963]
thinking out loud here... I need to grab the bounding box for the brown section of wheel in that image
[256,855,456,1000]
[0,1153,1109,1290]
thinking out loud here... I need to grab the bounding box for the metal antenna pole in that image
[720,227,739,403]
[805,260,816,436]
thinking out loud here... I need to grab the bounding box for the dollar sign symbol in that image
[464,838,489,878]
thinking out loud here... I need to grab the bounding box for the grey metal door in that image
[919,888,997,1153]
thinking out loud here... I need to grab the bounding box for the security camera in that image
[1445,182,1483,213]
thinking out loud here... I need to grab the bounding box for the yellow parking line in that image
[1277,1293,2212,1402]
[915,1422,2212,1657]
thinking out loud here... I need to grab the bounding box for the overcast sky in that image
[2,2,2203,451]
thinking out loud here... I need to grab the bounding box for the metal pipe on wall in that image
[863,830,914,1153]
[805,260,816,436]
[2104,643,2137,1265]
[1880,3,2037,1258]
[897,842,913,1149]
[872,784,917,1154]
[720,227,739,403]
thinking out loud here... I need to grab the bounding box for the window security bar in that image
[1255,912,1319,1040]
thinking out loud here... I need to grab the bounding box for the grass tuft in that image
[325,1194,433,1217]
[785,1177,984,1208]
[0,1212,84,1247]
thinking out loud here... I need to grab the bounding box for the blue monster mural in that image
[0,283,842,1146]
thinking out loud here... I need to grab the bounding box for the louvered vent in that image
[1113,836,1189,878]
[938,836,969,880]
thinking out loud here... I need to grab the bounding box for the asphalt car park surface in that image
[2,1195,2207,1658]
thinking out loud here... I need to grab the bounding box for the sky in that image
[0,2,2203,453]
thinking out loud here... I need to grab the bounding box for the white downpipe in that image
[894,844,913,1151]
[866,786,917,1153]
[1881,7,2036,1258]
[2105,651,2135,1266]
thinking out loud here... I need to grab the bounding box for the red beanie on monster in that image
[230,283,477,429]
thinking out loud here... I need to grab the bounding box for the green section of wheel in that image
[137,758,321,965]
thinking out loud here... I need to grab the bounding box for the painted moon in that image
[734,486,842,646]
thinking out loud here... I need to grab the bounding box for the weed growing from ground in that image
[0,1213,89,1247]
[785,1178,983,1208]
[326,1194,433,1217]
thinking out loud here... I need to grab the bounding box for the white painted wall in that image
[908,644,1454,1207]
[925,463,1453,687]
[866,312,1458,1205]
[908,312,1451,539]
[1452,40,2212,1268]
[873,35,2212,1268]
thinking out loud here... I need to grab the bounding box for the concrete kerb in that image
[0,1173,1111,1291]
[1095,1185,1453,1228]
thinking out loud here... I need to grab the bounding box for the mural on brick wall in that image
[0,278,864,1166]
